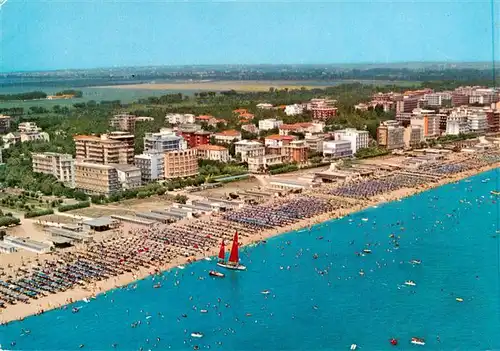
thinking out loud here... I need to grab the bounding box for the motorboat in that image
[362,249,372,254]
[261,290,270,295]
[456,297,464,302]
[409,259,422,265]
[153,283,161,289]
[208,270,225,278]
[200,309,208,313]
[404,280,416,286]
[410,337,425,346]
[350,344,358,350]
[191,332,204,338]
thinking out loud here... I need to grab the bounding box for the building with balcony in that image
[247,154,285,173]
[74,133,134,164]
[264,134,296,147]
[452,93,470,106]
[241,124,260,135]
[166,113,196,125]
[283,140,309,163]
[0,115,11,133]
[304,134,325,152]
[109,113,153,132]
[396,98,419,113]
[178,124,211,148]
[144,128,184,153]
[18,122,41,133]
[234,140,265,162]
[332,128,369,154]
[284,104,304,116]
[195,144,230,162]
[75,162,120,195]
[134,151,165,183]
[164,149,199,179]
[111,164,142,190]
[279,122,324,136]
[403,125,424,148]
[213,130,242,144]
[410,113,440,138]
[377,121,405,150]
[259,118,283,131]
[32,152,75,188]
[307,99,337,120]
[467,112,488,134]
[322,140,353,158]
[446,112,470,136]
[486,109,500,132]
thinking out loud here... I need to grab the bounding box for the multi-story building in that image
[403,125,424,149]
[134,151,165,183]
[307,99,337,120]
[164,149,199,179]
[304,134,325,152]
[258,118,283,131]
[20,131,50,143]
[396,98,419,114]
[452,93,470,106]
[322,140,353,158]
[144,128,184,153]
[486,109,500,132]
[110,113,154,132]
[111,164,142,190]
[194,144,230,163]
[446,112,470,135]
[0,115,11,133]
[32,152,75,188]
[332,128,369,154]
[166,113,196,125]
[247,155,285,173]
[279,122,324,136]
[283,140,309,163]
[467,112,488,134]
[423,92,452,107]
[377,121,405,150]
[18,122,41,133]
[179,125,211,148]
[241,124,260,135]
[234,140,265,162]
[284,104,304,116]
[74,133,134,164]
[75,161,120,195]
[264,134,296,148]
[410,112,440,138]
[213,130,242,144]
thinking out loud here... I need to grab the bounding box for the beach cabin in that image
[82,217,120,232]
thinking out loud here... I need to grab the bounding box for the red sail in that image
[228,232,239,263]
[218,240,225,260]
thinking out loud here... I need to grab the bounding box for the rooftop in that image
[265,134,296,141]
[195,144,228,151]
[215,130,241,137]
[82,216,118,227]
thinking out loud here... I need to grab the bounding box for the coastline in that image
[1,162,498,324]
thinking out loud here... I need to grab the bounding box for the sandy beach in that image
[1,159,498,324]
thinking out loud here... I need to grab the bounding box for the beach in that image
[1,152,498,325]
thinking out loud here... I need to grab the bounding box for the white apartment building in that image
[18,122,41,133]
[247,155,285,173]
[403,125,424,148]
[234,140,266,162]
[284,104,304,116]
[112,164,142,190]
[258,118,283,131]
[446,113,470,135]
[144,128,185,153]
[333,128,369,154]
[467,112,488,134]
[195,144,230,162]
[423,92,452,106]
[134,151,165,183]
[166,113,196,125]
[322,140,353,158]
[32,152,75,188]
[213,130,242,144]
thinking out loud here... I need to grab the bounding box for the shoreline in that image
[1,162,498,324]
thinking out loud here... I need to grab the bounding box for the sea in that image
[1,169,499,351]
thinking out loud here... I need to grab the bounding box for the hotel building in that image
[32,152,75,188]
[164,149,199,179]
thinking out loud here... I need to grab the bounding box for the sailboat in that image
[217,232,247,271]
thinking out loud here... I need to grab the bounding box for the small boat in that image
[153,283,161,289]
[404,280,416,286]
[411,337,425,346]
[204,257,212,261]
[177,265,185,270]
[217,232,247,271]
[359,270,365,276]
[456,297,464,302]
[362,249,372,254]
[208,270,225,278]
[361,218,368,222]
[191,332,204,338]
[72,307,80,314]
[491,191,500,196]
[350,344,358,350]
[261,290,270,295]
[409,259,422,265]
[200,309,208,313]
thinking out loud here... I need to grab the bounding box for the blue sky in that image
[0,0,497,72]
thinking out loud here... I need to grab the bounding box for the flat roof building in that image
[164,149,199,179]
[32,152,75,188]
[75,161,121,195]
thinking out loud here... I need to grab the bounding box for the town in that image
[1,82,500,321]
